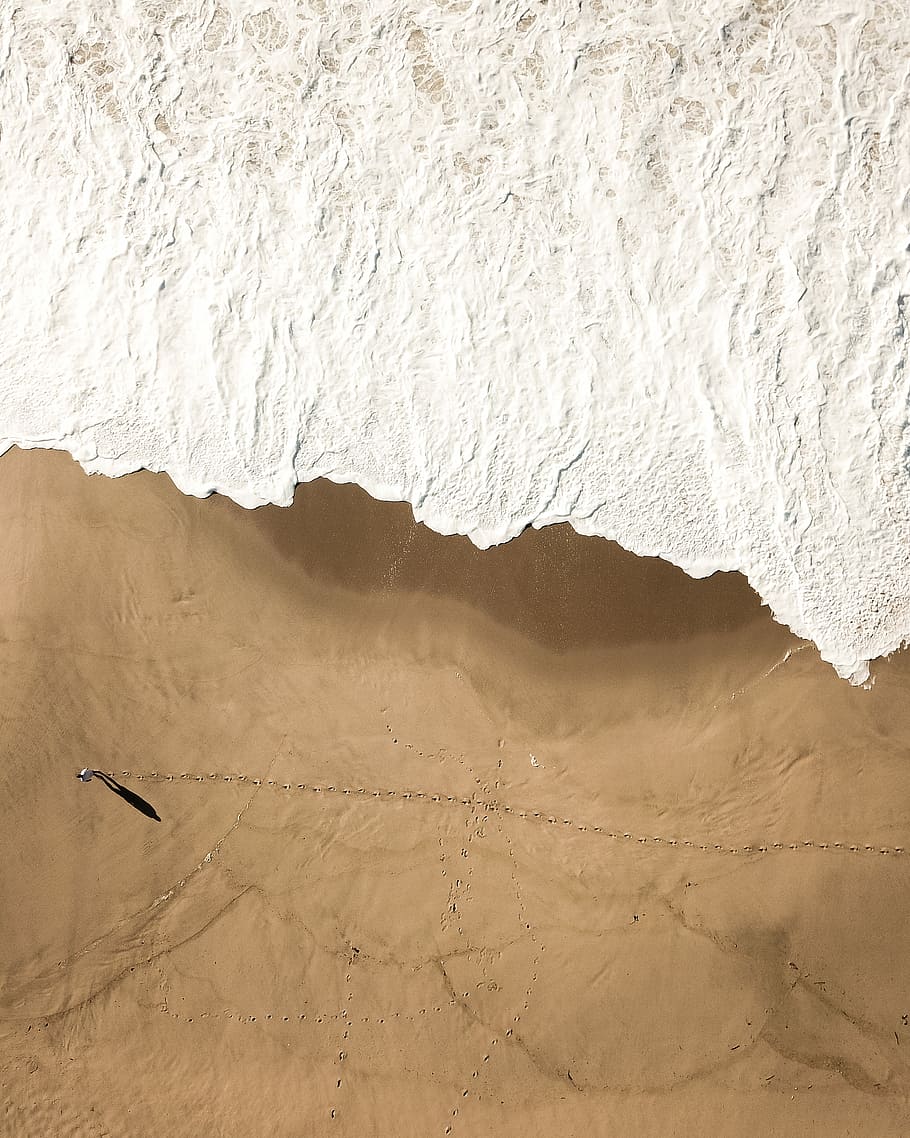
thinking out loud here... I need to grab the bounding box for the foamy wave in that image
[2,1,909,681]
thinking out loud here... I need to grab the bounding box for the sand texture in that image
[2,447,910,1136]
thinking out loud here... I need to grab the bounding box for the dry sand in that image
[2,446,910,1136]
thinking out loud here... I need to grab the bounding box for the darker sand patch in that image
[240,477,769,650]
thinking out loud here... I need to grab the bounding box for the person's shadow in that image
[92,771,161,822]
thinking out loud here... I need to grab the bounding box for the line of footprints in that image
[439,748,539,1135]
[112,743,909,860]
[116,722,906,1132]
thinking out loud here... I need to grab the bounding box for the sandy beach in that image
[2,445,910,1137]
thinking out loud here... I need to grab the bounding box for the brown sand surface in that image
[2,446,910,1136]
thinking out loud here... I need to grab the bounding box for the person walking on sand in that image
[75,767,161,821]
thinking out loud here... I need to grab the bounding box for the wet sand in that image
[2,446,910,1136]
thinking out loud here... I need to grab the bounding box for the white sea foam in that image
[1,1,908,681]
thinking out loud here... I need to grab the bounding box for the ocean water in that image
[0,0,908,681]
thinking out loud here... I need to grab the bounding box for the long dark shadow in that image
[93,771,161,822]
